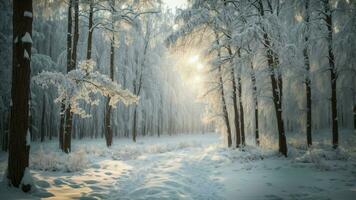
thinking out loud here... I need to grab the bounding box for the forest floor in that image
[0,131,356,200]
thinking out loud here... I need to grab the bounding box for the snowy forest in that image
[0,0,356,199]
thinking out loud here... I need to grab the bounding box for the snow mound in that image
[30,147,88,172]
[294,148,350,170]
[20,168,34,192]
[112,141,201,161]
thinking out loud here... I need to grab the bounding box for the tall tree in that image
[249,60,259,146]
[227,46,241,148]
[303,0,312,147]
[215,31,232,147]
[7,0,33,192]
[236,51,246,147]
[87,0,94,60]
[60,0,74,153]
[104,1,115,147]
[323,0,338,149]
[72,0,79,68]
[257,0,287,156]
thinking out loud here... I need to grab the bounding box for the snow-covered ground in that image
[1,132,356,200]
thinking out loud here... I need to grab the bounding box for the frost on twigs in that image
[32,59,139,118]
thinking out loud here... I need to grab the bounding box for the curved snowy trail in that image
[108,142,224,200]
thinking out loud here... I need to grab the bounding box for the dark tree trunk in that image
[219,66,232,147]
[59,104,65,150]
[237,73,245,146]
[227,46,241,148]
[104,14,115,147]
[324,0,338,149]
[8,0,32,192]
[104,96,113,146]
[353,104,356,133]
[60,0,74,153]
[72,0,79,68]
[2,112,10,151]
[215,32,232,147]
[132,107,137,142]
[304,0,312,147]
[258,0,287,156]
[63,106,72,153]
[250,62,259,146]
[87,1,93,60]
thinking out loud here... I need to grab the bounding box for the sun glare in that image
[197,63,204,70]
[194,75,201,82]
[189,55,199,64]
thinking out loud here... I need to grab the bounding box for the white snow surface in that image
[24,11,33,18]
[24,50,30,60]
[0,132,355,200]
[20,168,33,186]
[21,32,33,44]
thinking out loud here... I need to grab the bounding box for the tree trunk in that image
[71,0,79,68]
[105,97,113,146]
[353,104,356,133]
[132,107,137,142]
[60,0,74,153]
[237,73,245,146]
[250,62,259,146]
[2,111,10,151]
[215,32,232,147]
[324,0,338,149]
[258,0,287,156]
[59,104,65,150]
[227,46,241,148]
[86,1,93,60]
[104,12,115,147]
[304,0,312,147]
[8,0,32,192]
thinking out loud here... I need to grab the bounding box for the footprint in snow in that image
[345,182,354,187]
[36,180,51,188]
[53,178,64,186]
[266,182,273,186]
[68,184,81,189]
[264,194,283,200]
[91,164,101,169]
[84,180,99,184]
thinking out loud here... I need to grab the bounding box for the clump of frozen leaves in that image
[32,59,138,118]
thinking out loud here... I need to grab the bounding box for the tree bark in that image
[353,104,356,133]
[215,31,232,147]
[250,62,259,146]
[104,6,115,147]
[324,0,338,149]
[132,107,137,142]
[237,72,245,146]
[60,0,74,153]
[2,111,10,151]
[258,0,287,156]
[86,1,94,60]
[71,0,79,68]
[304,0,312,147]
[227,46,241,148]
[8,0,32,192]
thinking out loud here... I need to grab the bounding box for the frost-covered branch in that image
[32,60,138,118]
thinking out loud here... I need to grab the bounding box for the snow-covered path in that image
[1,132,356,200]
[109,143,224,200]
